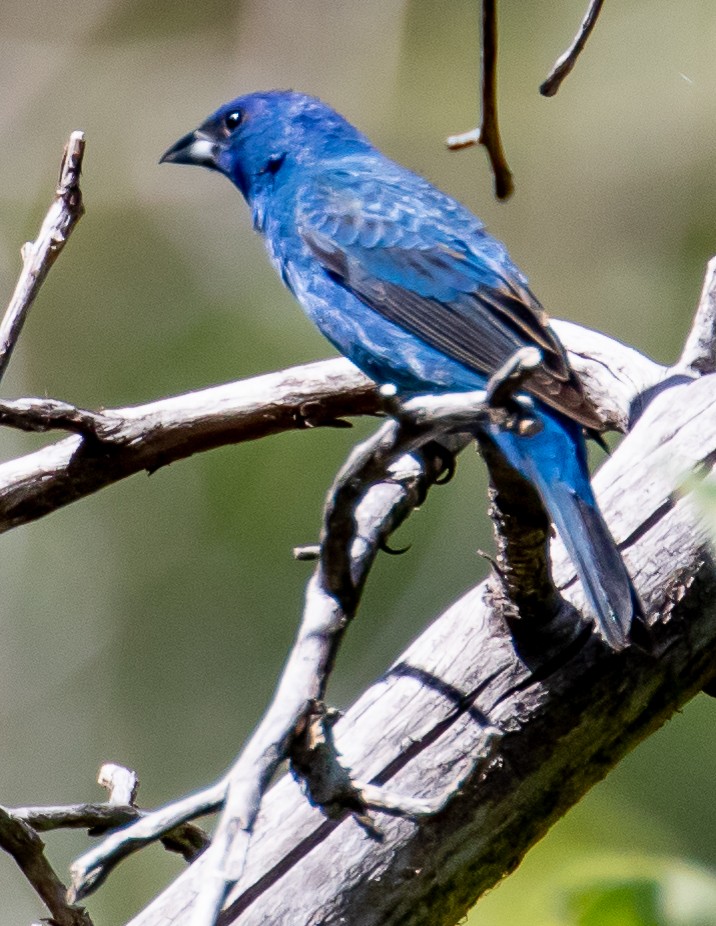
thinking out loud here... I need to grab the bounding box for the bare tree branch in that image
[677,256,716,376]
[0,358,378,533]
[0,131,85,383]
[0,320,663,537]
[2,762,208,923]
[12,801,208,864]
[3,128,713,926]
[65,258,714,924]
[540,0,606,97]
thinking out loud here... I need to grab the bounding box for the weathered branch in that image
[3,762,209,924]
[540,0,606,97]
[12,800,208,862]
[1,134,710,926]
[677,256,716,376]
[124,361,716,926]
[69,395,478,913]
[0,359,378,533]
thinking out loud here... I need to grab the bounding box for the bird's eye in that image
[223,111,242,133]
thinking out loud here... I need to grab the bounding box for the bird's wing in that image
[297,169,601,428]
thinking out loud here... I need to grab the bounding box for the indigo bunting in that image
[161,90,641,650]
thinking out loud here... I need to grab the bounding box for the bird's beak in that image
[159,129,220,168]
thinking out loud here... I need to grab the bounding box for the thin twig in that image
[14,801,206,854]
[446,0,513,199]
[540,0,606,97]
[69,782,225,902]
[0,131,85,383]
[11,802,209,862]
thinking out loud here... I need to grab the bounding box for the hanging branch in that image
[540,0,606,97]
[446,0,514,199]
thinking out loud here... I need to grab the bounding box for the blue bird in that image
[161,90,641,651]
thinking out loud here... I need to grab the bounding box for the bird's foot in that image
[486,347,544,436]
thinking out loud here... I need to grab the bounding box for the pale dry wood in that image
[98,764,140,806]
[0,359,378,533]
[68,413,471,911]
[677,256,716,376]
[0,806,93,926]
[7,125,704,924]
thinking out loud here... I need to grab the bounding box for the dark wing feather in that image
[298,171,601,428]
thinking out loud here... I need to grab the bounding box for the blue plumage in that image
[161,90,641,650]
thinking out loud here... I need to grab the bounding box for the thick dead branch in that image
[124,363,716,926]
[540,0,606,97]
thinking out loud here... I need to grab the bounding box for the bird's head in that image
[160,90,370,201]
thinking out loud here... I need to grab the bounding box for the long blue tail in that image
[489,408,641,651]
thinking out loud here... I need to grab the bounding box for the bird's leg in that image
[485,346,544,436]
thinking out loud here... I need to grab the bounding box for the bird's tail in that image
[489,409,642,651]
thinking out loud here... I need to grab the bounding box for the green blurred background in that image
[0,1,715,923]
